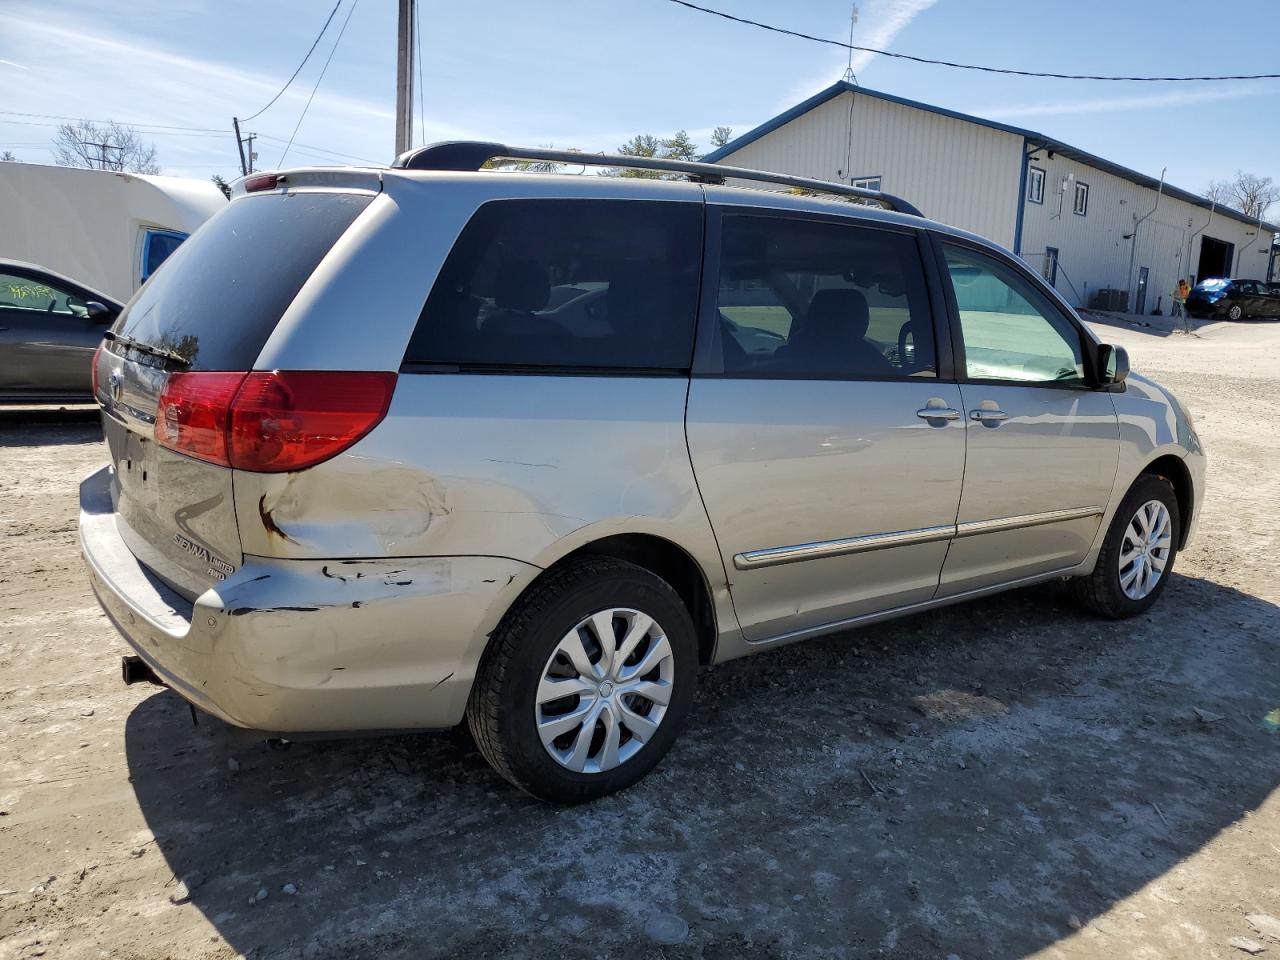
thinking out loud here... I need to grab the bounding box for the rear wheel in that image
[1227,303,1244,321]
[467,558,698,803]
[1073,475,1181,618]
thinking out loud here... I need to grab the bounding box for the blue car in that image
[1185,278,1280,321]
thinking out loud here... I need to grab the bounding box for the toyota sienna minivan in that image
[81,143,1204,803]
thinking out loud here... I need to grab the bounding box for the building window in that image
[1028,167,1045,204]
[1073,181,1089,217]
[851,176,882,191]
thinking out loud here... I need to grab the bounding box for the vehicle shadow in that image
[0,407,101,447]
[123,572,1280,958]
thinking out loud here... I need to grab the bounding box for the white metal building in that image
[705,81,1278,313]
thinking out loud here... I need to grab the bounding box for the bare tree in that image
[1,150,16,162]
[52,120,161,174]
[710,126,733,148]
[1206,170,1277,221]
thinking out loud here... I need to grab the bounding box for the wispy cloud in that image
[848,0,941,75]
[0,58,30,70]
[785,0,940,106]
[977,86,1263,120]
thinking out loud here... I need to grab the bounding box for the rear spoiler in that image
[229,168,384,199]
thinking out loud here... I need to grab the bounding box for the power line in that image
[242,0,344,122]
[279,0,360,166]
[0,110,224,134]
[664,0,1280,82]
[256,133,381,165]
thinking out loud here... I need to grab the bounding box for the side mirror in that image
[85,301,114,323]
[1098,343,1130,386]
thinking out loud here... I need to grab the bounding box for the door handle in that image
[970,408,1009,423]
[916,405,960,421]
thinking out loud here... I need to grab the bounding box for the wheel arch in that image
[548,533,720,666]
[1139,453,1194,548]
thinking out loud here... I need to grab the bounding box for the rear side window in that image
[714,214,936,379]
[113,192,371,370]
[404,199,702,370]
[141,229,188,282]
[0,271,87,316]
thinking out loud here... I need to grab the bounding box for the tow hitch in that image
[121,654,165,688]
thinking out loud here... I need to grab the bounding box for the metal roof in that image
[703,81,1278,233]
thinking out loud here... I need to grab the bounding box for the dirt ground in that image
[2,317,1279,960]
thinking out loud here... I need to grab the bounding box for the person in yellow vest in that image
[1172,278,1190,317]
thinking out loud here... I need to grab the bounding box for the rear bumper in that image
[1184,299,1225,318]
[79,465,540,733]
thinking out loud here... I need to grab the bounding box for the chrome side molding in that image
[733,524,955,570]
[954,505,1102,538]
[733,506,1103,571]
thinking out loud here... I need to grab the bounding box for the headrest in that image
[494,259,550,312]
[804,288,870,339]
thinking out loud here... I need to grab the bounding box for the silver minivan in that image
[81,144,1204,802]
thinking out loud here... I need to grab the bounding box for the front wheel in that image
[1227,303,1244,321]
[467,558,698,803]
[1073,475,1181,619]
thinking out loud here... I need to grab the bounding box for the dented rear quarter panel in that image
[231,375,736,646]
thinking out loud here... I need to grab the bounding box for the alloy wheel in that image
[535,608,675,774]
[1118,499,1172,601]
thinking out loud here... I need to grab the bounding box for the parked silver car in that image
[81,145,1204,802]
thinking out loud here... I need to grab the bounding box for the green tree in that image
[211,174,232,199]
[481,145,581,174]
[710,126,733,148]
[610,131,702,179]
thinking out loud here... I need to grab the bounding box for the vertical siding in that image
[1019,154,1274,311]
[719,91,1023,248]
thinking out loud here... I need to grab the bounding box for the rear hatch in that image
[95,186,375,599]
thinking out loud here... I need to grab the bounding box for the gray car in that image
[1,260,121,402]
[80,145,1204,803]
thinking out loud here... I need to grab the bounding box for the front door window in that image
[942,244,1084,384]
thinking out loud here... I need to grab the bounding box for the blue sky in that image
[1,0,1277,201]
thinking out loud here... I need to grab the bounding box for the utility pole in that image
[81,141,122,170]
[232,117,248,176]
[395,0,416,158]
[244,133,257,174]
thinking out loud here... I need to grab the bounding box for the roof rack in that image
[390,141,923,218]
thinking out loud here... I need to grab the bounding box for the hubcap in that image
[1118,499,1172,601]
[535,607,674,774]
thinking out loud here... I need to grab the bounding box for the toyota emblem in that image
[108,369,124,403]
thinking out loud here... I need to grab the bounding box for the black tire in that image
[1073,474,1181,619]
[466,558,698,803]
[1227,303,1244,321]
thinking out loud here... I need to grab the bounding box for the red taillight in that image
[228,371,397,472]
[155,372,247,466]
[91,342,104,399]
[243,173,283,193]
[152,370,396,473]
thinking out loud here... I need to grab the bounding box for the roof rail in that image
[390,141,923,218]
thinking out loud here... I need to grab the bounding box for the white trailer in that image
[0,162,226,303]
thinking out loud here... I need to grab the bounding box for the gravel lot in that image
[2,318,1279,960]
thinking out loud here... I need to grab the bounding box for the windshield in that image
[113,192,372,370]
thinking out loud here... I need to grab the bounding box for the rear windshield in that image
[1195,279,1231,291]
[112,192,372,370]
